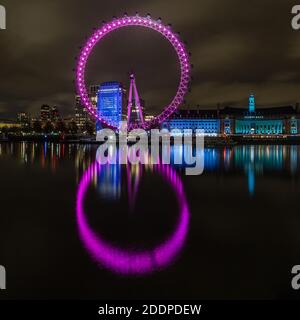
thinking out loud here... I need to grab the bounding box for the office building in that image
[96,82,125,130]
[40,105,60,123]
[163,95,300,136]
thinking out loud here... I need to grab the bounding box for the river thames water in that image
[0,142,300,299]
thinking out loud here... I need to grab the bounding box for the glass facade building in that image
[97,82,123,129]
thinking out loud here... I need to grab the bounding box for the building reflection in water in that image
[96,163,121,201]
[0,142,300,197]
[233,145,291,195]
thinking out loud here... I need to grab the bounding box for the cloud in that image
[187,81,300,107]
[0,0,299,118]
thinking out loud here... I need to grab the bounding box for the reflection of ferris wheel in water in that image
[76,14,191,131]
[76,161,190,275]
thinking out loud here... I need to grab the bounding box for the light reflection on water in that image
[1,142,300,297]
[0,142,299,202]
[1,142,299,196]
[2,142,300,201]
[76,162,189,275]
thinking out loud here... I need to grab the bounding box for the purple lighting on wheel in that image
[76,14,191,130]
[76,163,190,275]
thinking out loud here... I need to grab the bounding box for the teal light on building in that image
[290,118,298,135]
[162,97,299,136]
[249,94,255,113]
[235,119,283,135]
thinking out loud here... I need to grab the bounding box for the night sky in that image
[0,0,299,117]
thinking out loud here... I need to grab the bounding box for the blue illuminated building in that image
[96,82,124,130]
[97,164,121,201]
[223,118,233,135]
[163,110,220,136]
[167,119,220,135]
[221,95,299,135]
[234,94,284,135]
[160,95,300,136]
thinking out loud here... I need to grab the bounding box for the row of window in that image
[164,120,299,135]
[168,121,220,133]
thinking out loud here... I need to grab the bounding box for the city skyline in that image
[1,89,300,122]
[1,1,300,305]
[0,0,300,118]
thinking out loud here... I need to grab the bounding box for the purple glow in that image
[76,15,191,130]
[76,163,190,275]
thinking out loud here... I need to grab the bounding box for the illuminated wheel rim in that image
[76,15,191,130]
[76,163,190,275]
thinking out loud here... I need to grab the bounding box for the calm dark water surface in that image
[0,142,300,299]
